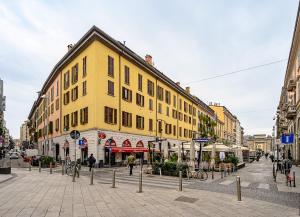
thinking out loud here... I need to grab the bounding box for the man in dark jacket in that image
[88,154,96,172]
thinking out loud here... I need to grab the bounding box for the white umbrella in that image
[203,143,231,152]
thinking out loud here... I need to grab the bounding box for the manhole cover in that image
[175,196,198,203]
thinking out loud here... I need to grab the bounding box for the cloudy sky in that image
[0,0,298,138]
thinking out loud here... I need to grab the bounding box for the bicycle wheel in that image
[66,166,73,176]
[198,171,208,181]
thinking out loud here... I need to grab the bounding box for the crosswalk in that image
[219,179,270,190]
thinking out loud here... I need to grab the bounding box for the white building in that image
[235,119,242,146]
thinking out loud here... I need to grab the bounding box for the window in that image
[158,121,162,133]
[108,80,114,96]
[184,115,188,123]
[55,99,59,111]
[63,91,70,105]
[149,119,153,131]
[122,111,132,127]
[179,99,182,110]
[165,124,172,134]
[71,86,78,101]
[179,127,182,137]
[83,56,87,77]
[178,112,183,121]
[184,102,188,112]
[63,114,70,130]
[173,95,176,107]
[51,103,54,114]
[165,90,171,104]
[149,99,153,111]
[108,56,114,77]
[104,106,117,124]
[136,115,144,129]
[189,105,192,115]
[64,71,70,90]
[184,129,188,138]
[124,66,130,84]
[71,64,78,84]
[136,93,144,107]
[166,106,169,116]
[189,116,191,124]
[55,118,59,132]
[56,81,59,96]
[138,74,142,91]
[189,130,192,138]
[193,107,196,116]
[80,107,88,124]
[158,103,162,114]
[172,109,177,119]
[50,87,54,102]
[122,87,132,102]
[157,86,164,101]
[71,111,78,127]
[193,118,196,125]
[49,121,53,134]
[173,125,176,136]
[82,81,87,96]
[147,80,154,96]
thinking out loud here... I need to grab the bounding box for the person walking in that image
[88,154,96,172]
[127,153,135,176]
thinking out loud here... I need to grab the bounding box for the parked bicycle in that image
[187,167,208,181]
[65,161,80,176]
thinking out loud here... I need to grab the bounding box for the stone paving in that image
[0,168,299,217]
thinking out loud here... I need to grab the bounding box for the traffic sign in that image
[281,134,294,144]
[70,130,80,140]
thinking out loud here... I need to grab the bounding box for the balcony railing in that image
[287,79,296,91]
[286,105,296,119]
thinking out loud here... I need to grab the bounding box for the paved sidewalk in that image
[0,168,298,217]
[277,165,300,193]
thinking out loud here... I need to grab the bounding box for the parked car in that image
[31,155,42,166]
[10,152,19,159]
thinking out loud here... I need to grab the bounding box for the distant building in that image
[246,134,272,153]
[20,121,29,143]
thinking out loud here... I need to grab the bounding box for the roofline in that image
[28,25,212,118]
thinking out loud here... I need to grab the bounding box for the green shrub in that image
[228,155,239,166]
[202,152,211,162]
[170,153,178,162]
[40,156,54,167]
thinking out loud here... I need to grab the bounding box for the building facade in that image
[235,118,242,146]
[20,121,29,144]
[28,26,223,166]
[246,134,272,153]
[276,3,300,163]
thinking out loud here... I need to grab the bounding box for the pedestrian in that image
[87,154,96,172]
[127,153,135,176]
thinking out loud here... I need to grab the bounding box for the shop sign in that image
[105,138,116,147]
[98,131,106,139]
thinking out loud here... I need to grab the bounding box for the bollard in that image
[286,174,288,186]
[236,176,241,201]
[179,171,182,191]
[62,162,64,175]
[112,169,116,188]
[72,164,76,182]
[293,171,296,187]
[224,167,227,177]
[212,167,214,179]
[90,168,94,185]
[138,171,143,193]
[186,169,190,181]
[220,165,223,179]
[39,161,41,173]
[29,162,31,171]
[159,168,162,177]
[50,162,53,174]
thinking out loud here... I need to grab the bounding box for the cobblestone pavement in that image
[72,158,300,208]
[0,168,299,217]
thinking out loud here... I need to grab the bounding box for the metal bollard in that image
[236,176,241,201]
[293,171,296,187]
[186,169,190,181]
[90,168,94,185]
[220,165,223,179]
[39,161,41,172]
[224,167,227,177]
[179,171,182,191]
[159,168,162,177]
[273,164,276,182]
[112,170,116,188]
[138,171,142,193]
[212,167,214,179]
[62,162,64,175]
[50,162,52,174]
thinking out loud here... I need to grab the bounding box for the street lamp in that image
[41,94,50,157]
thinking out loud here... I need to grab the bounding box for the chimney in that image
[176,82,180,86]
[145,54,153,65]
[185,87,190,94]
[67,44,74,51]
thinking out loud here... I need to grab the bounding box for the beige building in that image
[20,121,29,143]
[276,3,300,162]
[246,134,272,153]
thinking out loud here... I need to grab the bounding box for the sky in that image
[0,0,299,138]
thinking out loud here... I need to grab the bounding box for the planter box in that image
[0,167,11,174]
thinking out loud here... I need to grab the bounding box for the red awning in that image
[111,147,149,153]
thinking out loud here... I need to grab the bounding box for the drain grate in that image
[174,196,198,203]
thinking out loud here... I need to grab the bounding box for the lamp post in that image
[41,94,50,157]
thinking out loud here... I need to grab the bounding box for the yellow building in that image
[209,103,236,145]
[28,26,219,165]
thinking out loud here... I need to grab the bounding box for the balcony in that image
[286,105,296,119]
[287,79,296,91]
[282,103,288,112]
